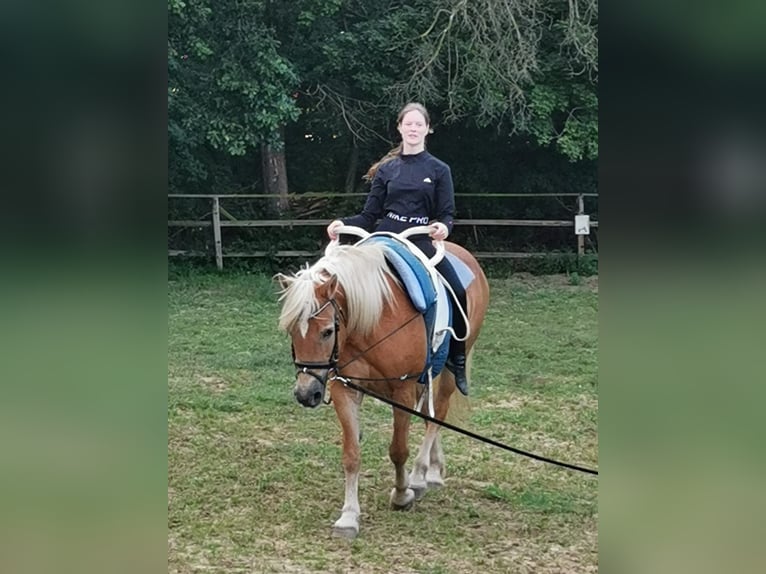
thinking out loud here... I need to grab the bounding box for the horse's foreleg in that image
[389,397,415,510]
[331,385,363,539]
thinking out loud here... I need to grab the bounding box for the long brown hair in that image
[364,103,431,181]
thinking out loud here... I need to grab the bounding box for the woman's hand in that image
[327,220,344,240]
[428,221,448,241]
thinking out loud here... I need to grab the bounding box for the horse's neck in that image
[342,287,425,380]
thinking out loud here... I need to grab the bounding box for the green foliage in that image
[577,254,599,276]
[528,82,598,161]
[168,0,598,188]
[568,272,582,286]
[383,0,598,162]
[480,253,598,277]
[168,0,301,190]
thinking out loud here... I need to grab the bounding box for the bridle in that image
[291,298,342,389]
[291,296,423,403]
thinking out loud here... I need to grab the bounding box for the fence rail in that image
[168,218,598,228]
[168,193,598,270]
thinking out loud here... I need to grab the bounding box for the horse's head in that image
[277,273,347,408]
[277,243,398,407]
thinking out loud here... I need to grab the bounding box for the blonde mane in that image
[277,243,399,337]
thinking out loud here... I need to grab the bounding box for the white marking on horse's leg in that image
[333,471,360,539]
[331,387,362,538]
[426,432,446,488]
[389,464,416,509]
[409,423,438,499]
[389,485,416,510]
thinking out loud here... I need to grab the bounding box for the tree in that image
[389,0,598,161]
[265,0,422,192]
[168,0,598,198]
[168,0,300,203]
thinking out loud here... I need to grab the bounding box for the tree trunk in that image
[344,139,359,194]
[261,127,289,212]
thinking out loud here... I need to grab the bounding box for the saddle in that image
[358,233,474,383]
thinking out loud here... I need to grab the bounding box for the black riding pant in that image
[413,239,467,357]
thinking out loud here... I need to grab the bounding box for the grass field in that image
[168,269,598,573]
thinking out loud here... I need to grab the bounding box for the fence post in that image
[212,196,223,270]
[577,194,585,257]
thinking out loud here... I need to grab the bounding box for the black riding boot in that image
[448,351,468,395]
[446,335,468,395]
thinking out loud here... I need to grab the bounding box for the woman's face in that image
[398,110,429,148]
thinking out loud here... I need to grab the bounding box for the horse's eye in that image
[321,328,334,339]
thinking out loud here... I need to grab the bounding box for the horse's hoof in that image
[332,513,359,539]
[332,525,359,539]
[426,470,445,489]
[390,487,416,510]
[409,480,428,500]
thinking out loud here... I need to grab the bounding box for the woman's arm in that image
[341,169,387,231]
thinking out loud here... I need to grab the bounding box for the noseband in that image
[291,298,342,388]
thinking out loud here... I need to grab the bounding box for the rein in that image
[335,310,422,377]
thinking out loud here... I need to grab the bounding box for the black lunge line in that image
[332,375,598,476]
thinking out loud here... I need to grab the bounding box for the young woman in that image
[326,102,470,395]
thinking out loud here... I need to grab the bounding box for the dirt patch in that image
[197,375,229,393]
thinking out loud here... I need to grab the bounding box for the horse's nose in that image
[294,379,324,408]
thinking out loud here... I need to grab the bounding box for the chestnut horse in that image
[276,228,489,539]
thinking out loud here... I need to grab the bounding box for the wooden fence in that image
[168,193,598,270]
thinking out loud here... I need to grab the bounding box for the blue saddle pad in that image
[363,236,455,382]
[444,251,475,287]
[365,236,436,312]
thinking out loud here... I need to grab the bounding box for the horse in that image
[276,227,490,539]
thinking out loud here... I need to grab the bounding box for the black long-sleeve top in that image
[342,151,455,238]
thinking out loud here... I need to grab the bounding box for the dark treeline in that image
[168,0,598,256]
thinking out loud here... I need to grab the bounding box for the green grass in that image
[168,270,598,573]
